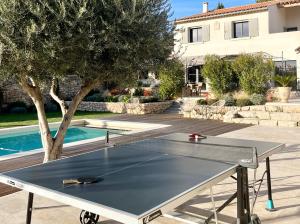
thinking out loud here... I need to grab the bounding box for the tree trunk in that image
[48,79,101,162]
[20,76,101,163]
[19,76,54,163]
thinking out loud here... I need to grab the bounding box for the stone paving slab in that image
[0,126,299,224]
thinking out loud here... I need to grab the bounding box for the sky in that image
[170,0,257,19]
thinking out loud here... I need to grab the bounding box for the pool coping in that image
[0,119,170,161]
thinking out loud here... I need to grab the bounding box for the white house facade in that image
[174,0,300,91]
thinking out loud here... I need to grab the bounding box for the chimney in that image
[203,2,208,13]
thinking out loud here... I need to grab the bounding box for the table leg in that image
[26,192,34,224]
[237,167,250,224]
[266,157,276,211]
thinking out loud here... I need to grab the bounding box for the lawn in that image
[0,111,116,129]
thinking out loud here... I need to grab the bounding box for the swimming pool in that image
[0,126,124,157]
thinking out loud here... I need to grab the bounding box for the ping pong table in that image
[0,133,284,224]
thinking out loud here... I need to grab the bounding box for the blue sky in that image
[170,0,256,19]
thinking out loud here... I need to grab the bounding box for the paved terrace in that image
[1,114,300,223]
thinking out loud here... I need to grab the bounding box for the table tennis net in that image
[124,138,258,169]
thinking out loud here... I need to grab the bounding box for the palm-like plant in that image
[273,74,297,87]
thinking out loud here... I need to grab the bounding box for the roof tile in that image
[175,0,300,24]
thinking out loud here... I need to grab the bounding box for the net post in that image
[26,192,34,224]
[105,131,109,145]
[239,147,258,169]
[266,157,276,211]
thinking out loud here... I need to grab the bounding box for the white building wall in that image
[285,6,300,30]
[269,5,286,33]
[174,7,300,87]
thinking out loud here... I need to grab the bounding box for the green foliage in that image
[202,55,236,97]
[105,96,119,103]
[45,102,59,112]
[223,95,236,106]
[159,59,185,100]
[0,91,3,107]
[250,94,266,105]
[216,2,225,9]
[119,95,131,103]
[197,99,207,105]
[233,54,274,95]
[7,101,27,109]
[85,94,104,102]
[9,107,27,114]
[207,99,219,105]
[0,0,174,89]
[273,74,297,87]
[139,96,159,103]
[236,98,253,107]
[133,88,144,97]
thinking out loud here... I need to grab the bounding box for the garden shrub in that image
[232,54,274,95]
[8,101,27,109]
[118,95,131,103]
[85,93,104,102]
[159,59,185,100]
[27,105,37,112]
[105,96,119,102]
[0,91,3,108]
[223,95,236,106]
[197,99,207,105]
[139,96,159,103]
[250,94,266,105]
[236,98,253,107]
[9,107,27,113]
[207,99,219,105]
[202,55,236,97]
[133,88,144,97]
[45,102,58,112]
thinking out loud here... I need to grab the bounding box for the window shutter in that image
[249,18,259,37]
[182,28,189,44]
[224,22,232,40]
[202,25,210,42]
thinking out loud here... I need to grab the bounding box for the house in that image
[174,0,300,92]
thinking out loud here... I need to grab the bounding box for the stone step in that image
[225,118,299,127]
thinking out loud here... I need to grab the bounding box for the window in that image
[233,21,249,38]
[285,27,298,32]
[189,27,202,43]
[187,66,207,90]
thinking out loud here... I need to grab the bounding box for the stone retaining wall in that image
[184,104,300,127]
[67,101,173,115]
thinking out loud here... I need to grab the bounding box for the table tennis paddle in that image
[63,177,101,185]
[189,133,206,140]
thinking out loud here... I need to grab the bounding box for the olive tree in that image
[0,0,173,162]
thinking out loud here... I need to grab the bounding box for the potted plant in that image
[273,74,297,103]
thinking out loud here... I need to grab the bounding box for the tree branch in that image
[52,79,102,149]
[50,78,67,116]
[18,75,53,157]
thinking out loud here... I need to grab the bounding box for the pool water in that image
[0,127,123,156]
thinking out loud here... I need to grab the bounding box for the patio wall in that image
[66,101,173,115]
[184,104,300,127]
